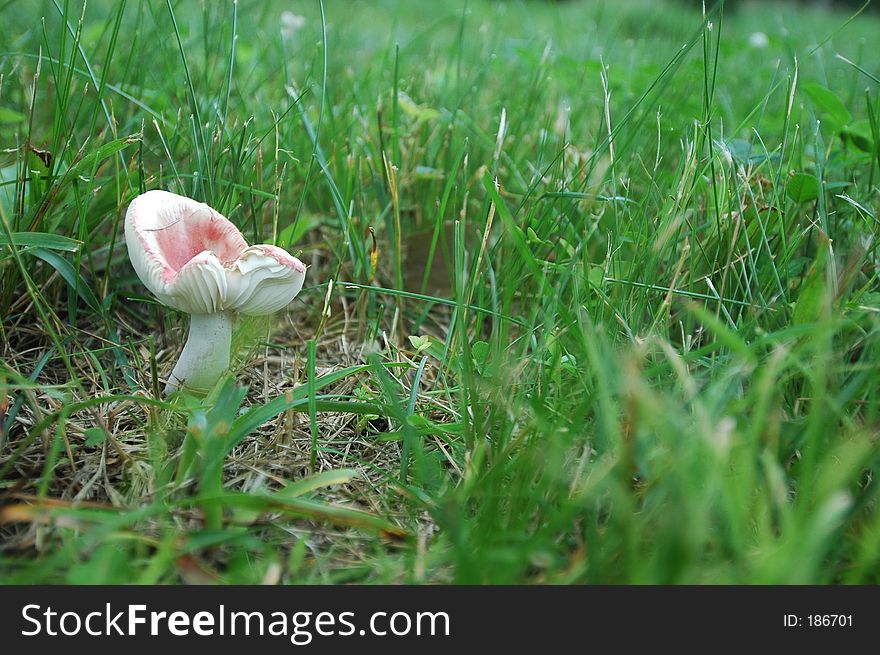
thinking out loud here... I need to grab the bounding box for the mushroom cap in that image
[125,190,306,315]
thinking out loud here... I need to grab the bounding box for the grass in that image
[1,0,880,584]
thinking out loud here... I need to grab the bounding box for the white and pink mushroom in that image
[125,190,306,394]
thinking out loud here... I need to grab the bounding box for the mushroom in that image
[124,190,306,394]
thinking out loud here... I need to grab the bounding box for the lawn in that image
[1,0,880,584]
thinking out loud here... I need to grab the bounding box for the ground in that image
[1,0,880,583]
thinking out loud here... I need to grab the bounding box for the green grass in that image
[1,0,880,584]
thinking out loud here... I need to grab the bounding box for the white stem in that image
[165,312,233,394]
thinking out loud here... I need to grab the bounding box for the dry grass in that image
[2,236,460,580]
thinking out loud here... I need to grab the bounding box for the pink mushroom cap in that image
[125,190,306,315]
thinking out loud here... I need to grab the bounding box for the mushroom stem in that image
[165,311,234,395]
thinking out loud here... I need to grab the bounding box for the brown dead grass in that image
[0,283,456,580]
